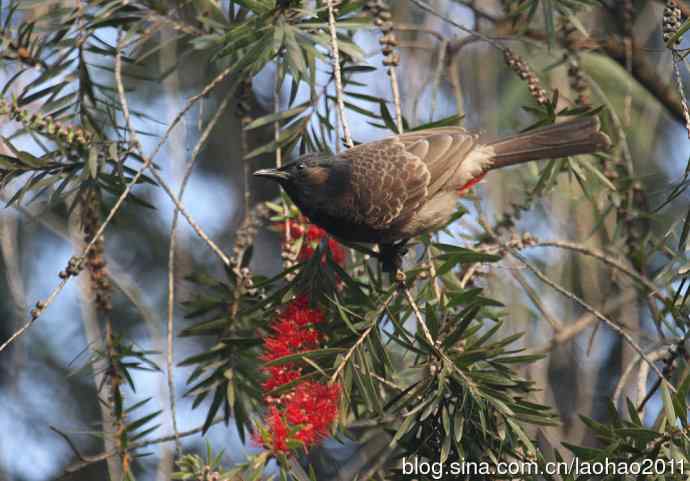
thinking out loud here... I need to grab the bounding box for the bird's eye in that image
[296,162,306,171]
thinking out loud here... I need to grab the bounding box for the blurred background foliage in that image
[0,0,689,480]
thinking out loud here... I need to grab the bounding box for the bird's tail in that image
[486,116,611,170]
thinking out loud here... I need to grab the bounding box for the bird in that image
[254,115,611,272]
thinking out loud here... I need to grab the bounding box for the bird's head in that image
[253,153,349,212]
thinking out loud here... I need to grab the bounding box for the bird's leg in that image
[380,241,409,279]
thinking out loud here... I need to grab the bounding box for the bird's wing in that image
[338,128,478,230]
[397,128,478,196]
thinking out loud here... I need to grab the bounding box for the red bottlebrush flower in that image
[277,217,347,266]
[262,318,321,361]
[255,381,341,454]
[288,221,305,239]
[261,365,302,392]
[284,381,340,448]
[281,294,325,326]
[257,294,341,455]
[298,244,316,262]
[256,406,289,454]
[274,219,305,239]
[260,295,325,391]
[306,224,326,241]
[327,238,347,265]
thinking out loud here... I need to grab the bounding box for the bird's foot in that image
[380,241,409,280]
[394,269,407,289]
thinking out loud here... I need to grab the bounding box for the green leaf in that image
[124,397,152,414]
[88,147,98,178]
[615,427,661,445]
[379,100,398,133]
[126,410,162,433]
[203,386,226,434]
[661,381,677,424]
[563,442,605,460]
[442,304,480,348]
[244,102,309,130]
[392,413,415,443]
[309,32,365,62]
[411,114,464,131]
[232,0,273,14]
[434,244,502,264]
[262,348,346,367]
[244,118,308,159]
[679,207,690,251]
[284,26,307,75]
[18,80,70,106]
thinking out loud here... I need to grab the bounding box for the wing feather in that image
[336,128,480,230]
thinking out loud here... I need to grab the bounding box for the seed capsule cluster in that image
[503,49,548,105]
[230,203,269,298]
[59,256,85,279]
[365,0,400,67]
[83,189,112,312]
[664,0,684,45]
[562,20,589,106]
[235,78,253,119]
[566,58,588,106]
[0,98,92,146]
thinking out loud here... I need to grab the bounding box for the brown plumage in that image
[254,116,611,271]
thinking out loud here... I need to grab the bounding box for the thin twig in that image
[329,292,396,384]
[58,417,226,477]
[637,330,690,412]
[509,249,674,391]
[50,426,92,463]
[273,59,296,270]
[508,262,562,331]
[401,281,480,392]
[162,79,231,463]
[394,23,444,41]
[400,284,476,390]
[326,0,354,148]
[402,285,436,348]
[274,61,283,169]
[0,277,69,353]
[448,55,464,121]
[162,34,185,459]
[529,240,663,300]
[408,0,506,52]
[115,38,232,267]
[430,38,448,120]
[613,346,668,405]
[148,63,236,163]
[672,53,690,139]
[0,22,237,355]
[530,291,637,355]
[150,165,233,264]
[584,72,634,175]
[427,246,442,303]
[353,362,405,391]
[165,91,235,456]
[68,201,122,481]
[0,212,27,372]
[1,194,159,332]
[389,65,403,134]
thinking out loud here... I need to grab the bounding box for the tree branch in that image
[326,0,354,148]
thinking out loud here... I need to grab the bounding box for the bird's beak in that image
[253,168,290,181]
